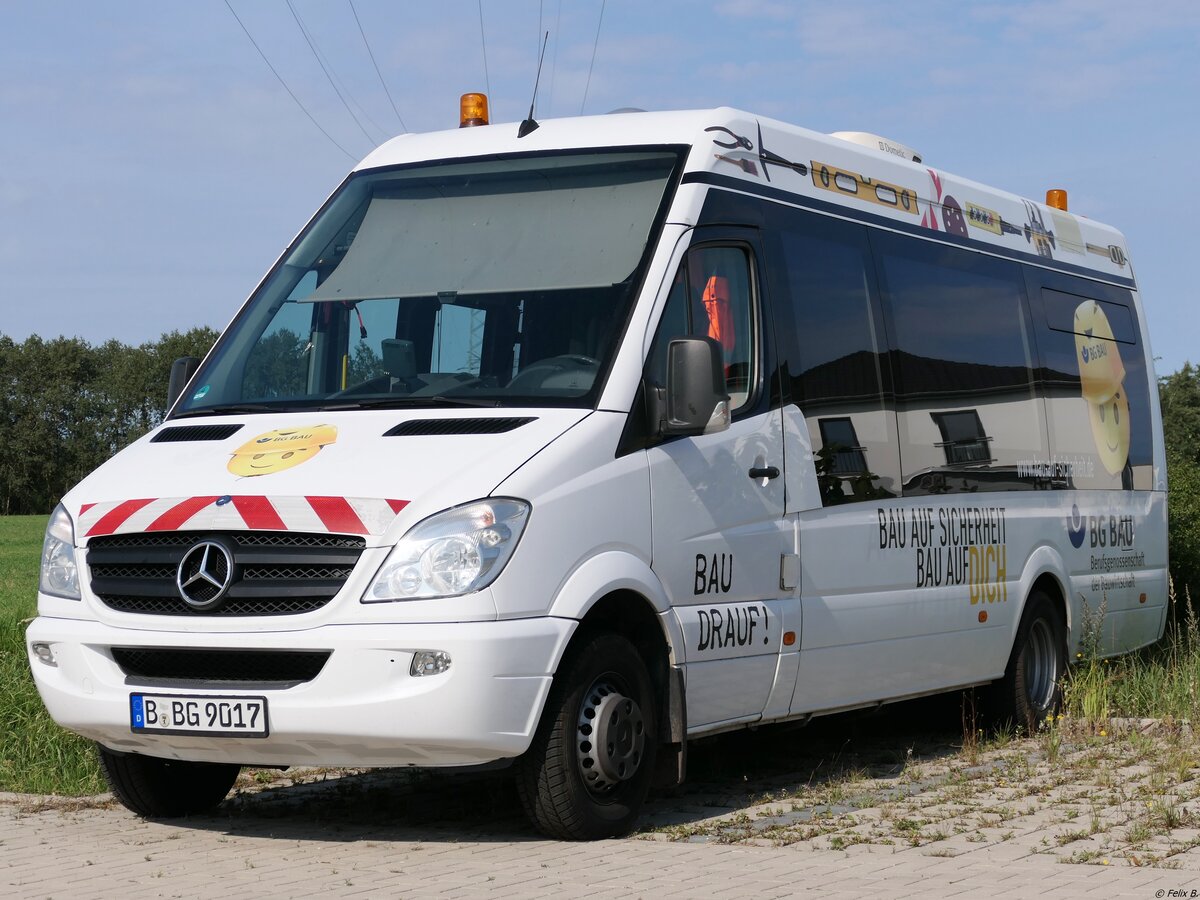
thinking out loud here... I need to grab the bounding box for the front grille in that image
[112,647,330,686]
[88,531,365,617]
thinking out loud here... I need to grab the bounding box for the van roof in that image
[357,107,1131,285]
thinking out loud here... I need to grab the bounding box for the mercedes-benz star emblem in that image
[176,540,234,610]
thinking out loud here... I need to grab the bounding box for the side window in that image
[648,244,758,410]
[1032,278,1153,490]
[873,232,1047,495]
[774,211,899,505]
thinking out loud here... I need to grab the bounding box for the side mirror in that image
[660,337,731,437]
[166,356,201,409]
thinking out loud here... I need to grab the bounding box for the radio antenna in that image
[518,31,550,139]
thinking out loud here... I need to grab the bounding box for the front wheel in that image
[97,745,240,818]
[516,633,657,840]
[992,591,1066,733]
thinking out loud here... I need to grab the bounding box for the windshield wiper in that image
[172,403,285,419]
[322,395,503,411]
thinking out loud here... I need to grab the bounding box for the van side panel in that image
[687,145,1167,715]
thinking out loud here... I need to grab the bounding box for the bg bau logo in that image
[1090,514,1135,549]
[1067,506,1134,549]
[1067,505,1086,548]
[1080,341,1108,364]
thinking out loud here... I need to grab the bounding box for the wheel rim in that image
[575,677,645,794]
[1024,617,1059,712]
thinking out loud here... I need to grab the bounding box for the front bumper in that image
[26,614,575,768]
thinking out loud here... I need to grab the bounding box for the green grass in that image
[0,515,104,795]
[1064,583,1200,724]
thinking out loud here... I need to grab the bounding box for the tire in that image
[992,591,1066,733]
[97,744,240,818]
[516,633,657,840]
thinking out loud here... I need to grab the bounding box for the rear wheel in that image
[993,591,1066,733]
[516,633,657,840]
[97,745,240,818]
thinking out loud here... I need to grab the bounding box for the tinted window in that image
[1032,274,1153,490]
[875,236,1035,394]
[1044,289,1138,344]
[785,230,885,405]
[872,232,1047,495]
[771,210,899,505]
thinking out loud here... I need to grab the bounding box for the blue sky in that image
[2,1,1198,374]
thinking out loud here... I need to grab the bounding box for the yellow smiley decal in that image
[1087,386,1130,476]
[228,425,338,477]
[1073,301,1130,476]
[1074,300,1125,403]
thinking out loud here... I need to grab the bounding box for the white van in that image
[28,105,1167,840]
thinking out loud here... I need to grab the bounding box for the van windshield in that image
[175,149,680,416]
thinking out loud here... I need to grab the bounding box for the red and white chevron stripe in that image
[77,495,410,539]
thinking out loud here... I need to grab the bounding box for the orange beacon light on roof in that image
[460,93,489,127]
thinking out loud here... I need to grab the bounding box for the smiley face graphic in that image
[1073,301,1130,476]
[1087,385,1130,476]
[1074,300,1126,403]
[228,425,338,477]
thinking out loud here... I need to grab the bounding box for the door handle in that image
[748,466,780,480]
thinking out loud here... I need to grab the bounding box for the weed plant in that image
[1064,580,1200,723]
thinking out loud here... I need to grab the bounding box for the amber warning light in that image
[460,93,489,127]
[1046,189,1068,211]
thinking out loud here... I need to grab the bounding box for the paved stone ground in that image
[6,698,1200,898]
[1,792,1191,899]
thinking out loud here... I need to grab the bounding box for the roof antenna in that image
[518,31,550,139]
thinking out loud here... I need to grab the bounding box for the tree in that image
[1160,364,1200,465]
[1160,364,1200,599]
[0,328,218,515]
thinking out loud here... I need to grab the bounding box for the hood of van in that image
[63,409,590,546]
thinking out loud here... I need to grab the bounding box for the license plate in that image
[130,693,269,738]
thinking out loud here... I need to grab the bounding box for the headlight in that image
[40,504,80,600]
[365,499,530,602]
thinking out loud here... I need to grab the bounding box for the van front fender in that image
[547,551,687,665]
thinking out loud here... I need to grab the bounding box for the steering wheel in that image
[508,355,599,391]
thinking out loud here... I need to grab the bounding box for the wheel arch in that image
[545,553,687,783]
[547,550,685,666]
[1015,544,1072,651]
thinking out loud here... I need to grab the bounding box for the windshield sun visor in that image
[301,155,675,302]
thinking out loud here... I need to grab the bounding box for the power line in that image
[581,0,606,115]
[222,0,356,161]
[547,0,561,117]
[285,0,377,147]
[349,0,407,132]
[292,3,392,142]
[536,1,543,117]
[477,0,492,99]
